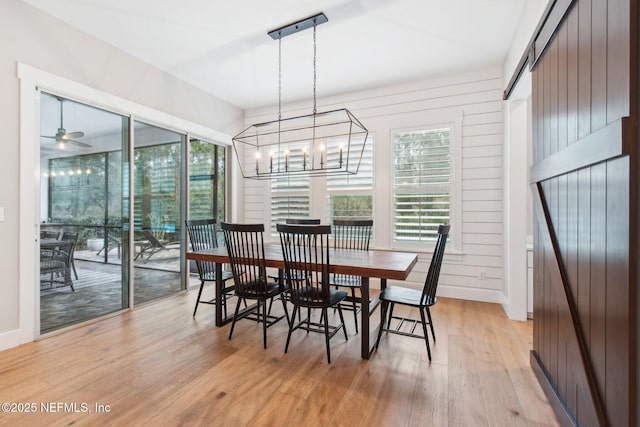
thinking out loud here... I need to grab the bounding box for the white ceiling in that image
[22,0,528,109]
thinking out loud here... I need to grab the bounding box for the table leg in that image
[215,262,223,327]
[361,276,371,359]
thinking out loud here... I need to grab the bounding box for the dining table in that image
[186,243,418,359]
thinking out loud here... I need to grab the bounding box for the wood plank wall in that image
[529,0,637,425]
[242,69,507,302]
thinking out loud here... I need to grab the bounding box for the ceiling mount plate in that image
[268,12,328,40]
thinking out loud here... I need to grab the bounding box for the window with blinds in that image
[270,143,310,235]
[393,127,451,242]
[326,136,373,222]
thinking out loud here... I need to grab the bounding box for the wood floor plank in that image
[0,294,560,426]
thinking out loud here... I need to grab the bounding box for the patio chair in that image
[61,231,79,280]
[135,229,178,261]
[40,240,74,291]
[97,230,122,259]
[375,224,449,361]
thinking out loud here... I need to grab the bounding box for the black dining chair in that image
[330,219,373,334]
[185,219,234,317]
[222,222,290,349]
[268,218,322,316]
[375,224,449,361]
[278,223,348,363]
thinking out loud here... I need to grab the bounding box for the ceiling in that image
[22,0,528,110]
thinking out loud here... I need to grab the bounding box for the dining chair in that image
[285,218,321,225]
[375,224,450,361]
[330,219,373,334]
[185,219,234,317]
[270,218,320,281]
[278,223,348,363]
[222,222,290,349]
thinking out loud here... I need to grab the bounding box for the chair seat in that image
[201,270,234,282]
[379,286,436,308]
[292,287,347,307]
[238,280,289,299]
[330,275,361,288]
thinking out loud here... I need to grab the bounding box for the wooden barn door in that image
[527,0,637,426]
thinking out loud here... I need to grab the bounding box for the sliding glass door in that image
[132,121,185,304]
[39,94,225,332]
[39,93,129,333]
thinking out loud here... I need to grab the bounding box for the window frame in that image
[389,120,462,253]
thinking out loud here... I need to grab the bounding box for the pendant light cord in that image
[313,20,317,115]
[278,34,282,121]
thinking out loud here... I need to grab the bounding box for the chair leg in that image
[426,306,436,341]
[193,280,205,316]
[228,297,243,341]
[387,302,395,329]
[71,259,78,280]
[336,304,348,341]
[419,306,432,361]
[261,300,268,349]
[351,287,359,334]
[307,307,311,334]
[280,294,290,326]
[222,290,228,319]
[285,305,298,354]
[322,308,331,364]
[376,301,388,349]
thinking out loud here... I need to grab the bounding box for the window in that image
[393,127,451,243]
[269,137,374,235]
[270,143,310,235]
[326,136,373,222]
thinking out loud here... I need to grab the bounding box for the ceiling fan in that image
[41,97,91,150]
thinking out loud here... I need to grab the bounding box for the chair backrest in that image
[61,232,78,255]
[285,218,321,225]
[421,224,450,305]
[41,230,61,240]
[185,219,220,279]
[332,219,373,251]
[221,223,270,297]
[278,224,332,306]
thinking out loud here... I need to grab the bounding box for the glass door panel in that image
[39,92,129,333]
[133,121,185,304]
[189,139,225,221]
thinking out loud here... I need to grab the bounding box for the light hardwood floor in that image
[0,292,559,426]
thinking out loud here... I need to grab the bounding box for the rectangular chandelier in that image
[231,13,369,180]
[232,108,368,180]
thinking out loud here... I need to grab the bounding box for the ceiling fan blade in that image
[68,139,92,148]
[41,135,56,139]
[62,131,85,140]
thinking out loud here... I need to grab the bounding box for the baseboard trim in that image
[530,350,577,427]
[437,284,506,305]
[0,329,22,352]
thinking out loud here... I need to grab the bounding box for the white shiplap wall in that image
[238,67,505,304]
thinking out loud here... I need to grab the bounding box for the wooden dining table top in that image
[186,243,418,281]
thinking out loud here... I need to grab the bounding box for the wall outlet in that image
[0,207,4,222]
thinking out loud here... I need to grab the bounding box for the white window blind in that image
[326,136,373,222]
[270,144,310,235]
[393,128,451,242]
